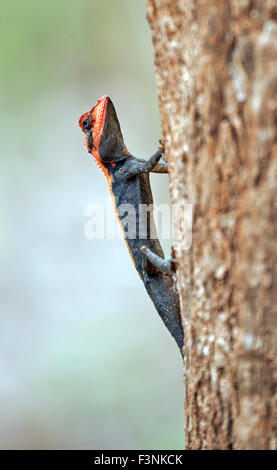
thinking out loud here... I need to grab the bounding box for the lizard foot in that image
[140,245,177,275]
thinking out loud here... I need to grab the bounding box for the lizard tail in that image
[144,273,184,357]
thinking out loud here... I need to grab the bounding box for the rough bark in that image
[147,0,277,450]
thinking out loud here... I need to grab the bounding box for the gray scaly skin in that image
[79,96,184,356]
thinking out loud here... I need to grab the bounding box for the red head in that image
[79,95,130,164]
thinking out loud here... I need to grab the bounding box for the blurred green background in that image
[0,0,184,449]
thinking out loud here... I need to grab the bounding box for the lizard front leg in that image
[151,140,168,173]
[151,160,168,173]
[131,149,164,175]
[123,141,168,178]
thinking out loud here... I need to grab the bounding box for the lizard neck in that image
[94,157,127,179]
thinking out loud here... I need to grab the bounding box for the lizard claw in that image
[170,246,178,273]
[159,139,168,164]
[159,139,165,154]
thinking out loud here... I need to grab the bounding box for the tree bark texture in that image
[147,0,277,449]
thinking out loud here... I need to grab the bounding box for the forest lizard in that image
[79,95,184,356]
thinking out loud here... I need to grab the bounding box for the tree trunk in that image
[147,0,277,450]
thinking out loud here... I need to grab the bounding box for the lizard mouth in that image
[90,95,109,151]
[79,95,109,156]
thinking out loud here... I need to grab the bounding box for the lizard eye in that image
[82,119,90,130]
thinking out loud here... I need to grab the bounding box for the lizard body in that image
[79,96,184,356]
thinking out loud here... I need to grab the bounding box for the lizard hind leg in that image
[140,246,175,275]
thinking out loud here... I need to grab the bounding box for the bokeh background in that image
[0,0,184,449]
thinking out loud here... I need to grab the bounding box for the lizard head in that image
[79,95,130,164]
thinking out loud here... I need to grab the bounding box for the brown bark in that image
[147,0,277,449]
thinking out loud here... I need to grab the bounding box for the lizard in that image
[79,95,184,356]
